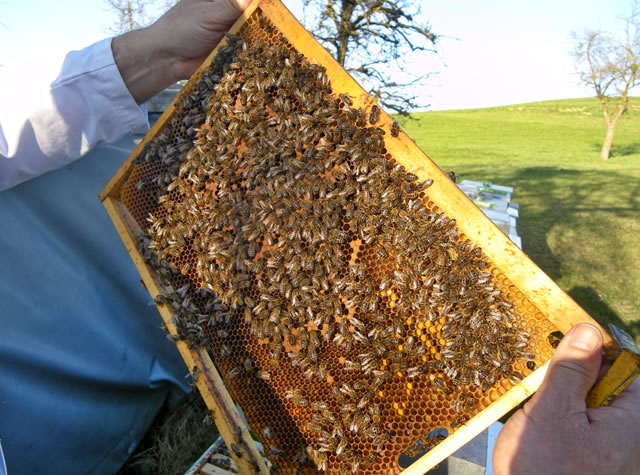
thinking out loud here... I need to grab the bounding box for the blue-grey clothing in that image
[0,132,190,474]
[0,37,190,473]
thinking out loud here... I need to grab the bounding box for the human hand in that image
[113,0,252,104]
[147,0,253,80]
[492,323,640,474]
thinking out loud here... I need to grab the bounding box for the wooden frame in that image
[101,0,616,472]
[102,197,270,474]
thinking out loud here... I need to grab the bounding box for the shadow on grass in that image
[592,141,640,157]
[610,142,640,157]
[567,286,640,343]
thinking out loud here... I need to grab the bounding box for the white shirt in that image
[0,38,149,191]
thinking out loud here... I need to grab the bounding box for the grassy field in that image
[401,98,640,343]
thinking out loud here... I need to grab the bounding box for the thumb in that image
[232,0,254,10]
[531,324,603,413]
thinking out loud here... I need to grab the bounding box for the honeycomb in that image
[118,8,558,474]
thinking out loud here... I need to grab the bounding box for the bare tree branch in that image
[303,0,439,115]
[104,0,164,35]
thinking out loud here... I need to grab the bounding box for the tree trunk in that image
[600,123,616,160]
[127,1,134,32]
[336,0,356,67]
[600,103,626,160]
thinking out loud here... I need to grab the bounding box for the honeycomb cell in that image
[117,7,559,473]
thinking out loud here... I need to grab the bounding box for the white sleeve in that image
[0,38,149,191]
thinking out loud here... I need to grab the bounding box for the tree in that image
[104,0,178,35]
[572,2,640,160]
[104,0,153,34]
[302,0,438,115]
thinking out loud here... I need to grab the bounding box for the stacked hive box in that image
[101,1,613,473]
[457,181,521,249]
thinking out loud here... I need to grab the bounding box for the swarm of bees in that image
[130,18,538,474]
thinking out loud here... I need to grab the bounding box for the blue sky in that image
[0,0,634,110]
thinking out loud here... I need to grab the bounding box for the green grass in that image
[401,98,640,343]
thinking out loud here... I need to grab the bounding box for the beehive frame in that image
[101,1,616,472]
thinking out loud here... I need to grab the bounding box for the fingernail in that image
[568,324,602,351]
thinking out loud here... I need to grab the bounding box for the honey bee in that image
[465,396,476,412]
[548,333,562,348]
[257,370,271,380]
[349,412,370,434]
[363,452,377,468]
[285,388,304,400]
[270,446,287,458]
[369,105,379,124]
[428,360,445,372]
[331,385,346,404]
[422,432,447,451]
[190,365,200,384]
[510,372,523,383]
[243,357,254,372]
[314,451,329,471]
[291,392,310,407]
[227,366,242,380]
[350,454,362,473]
[293,446,308,465]
[390,361,408,372]
[335,437,348,456]
[306,421,323,433]
[452,415,469,429]
[230,443,243,458]
[233,425,244,445]
[518,351,535,360]
[404,442,423,458]
[262,425,275,441]
[220,345,231,357]
[440,348,460,360]
[202,409,215,425]
[153,293,168,305]
[340,403,357,414]
[391,120,400,137]
[433,377,451,395]
[340,383,357,399]
[339,93,353,106]
[311,401,329,412]
[372,431,391,446]
[343,360,361,371]
[175,284,190,299]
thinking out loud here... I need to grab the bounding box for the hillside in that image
[402,98,640,342]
